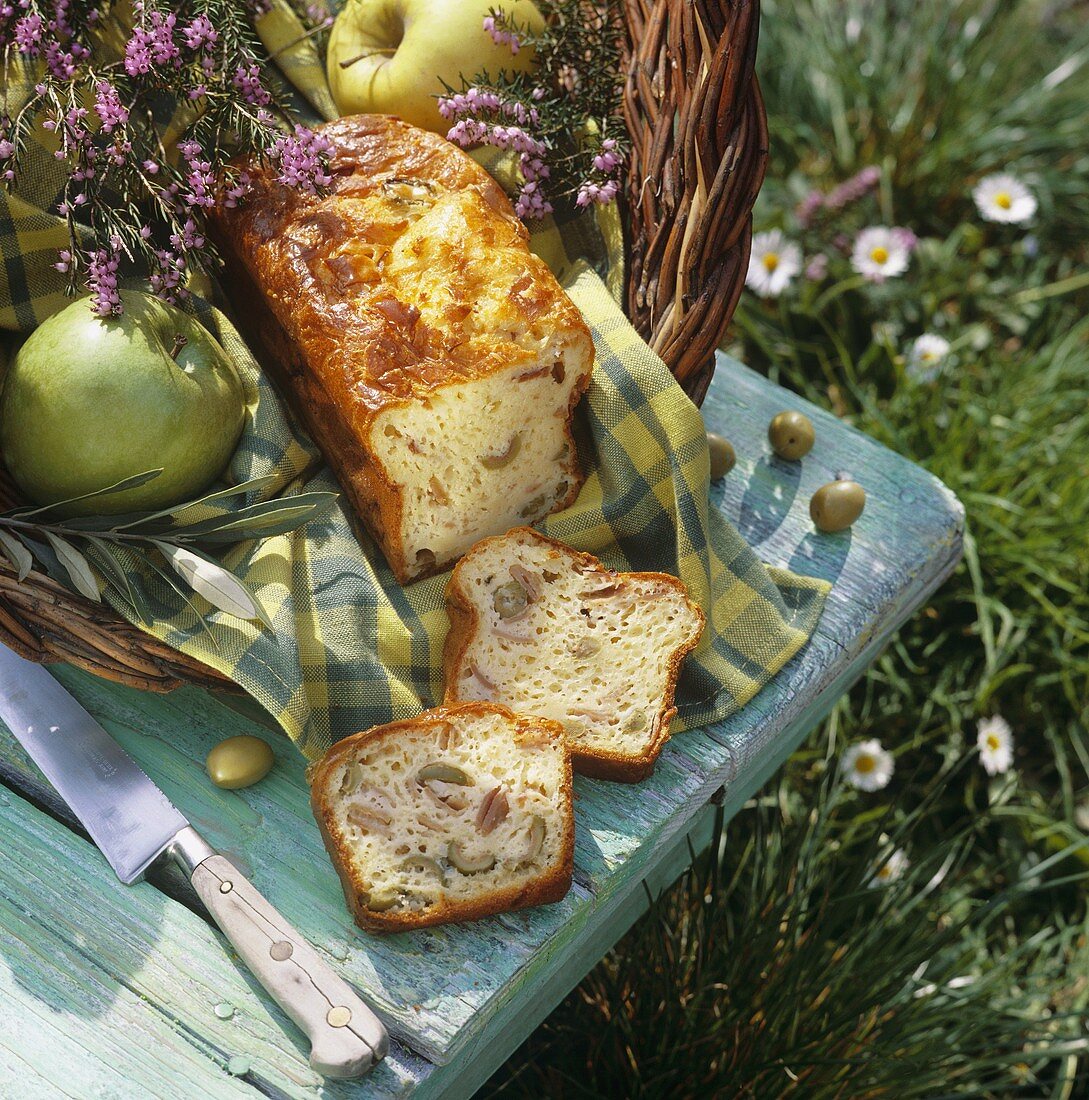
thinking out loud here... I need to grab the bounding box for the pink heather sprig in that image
[438,5,627,220]
[439,85,555,218]
[233,60,272,106]
[94,82,129,133]
[124,7,181,77]
[86,238,122,316]
[182,14,217,51]
[796,165,882,227]
[1,0,336,315]
[273,125,334,192]
[483,13,521,54]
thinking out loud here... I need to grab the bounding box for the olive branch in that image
[0,470,336,638]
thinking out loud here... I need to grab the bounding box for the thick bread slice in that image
[444,529,705,782]
[310,703,574,932]
[211,115,595,583]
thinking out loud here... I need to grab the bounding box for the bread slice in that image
[211,115,595,583]
[309,702,574,932]
[444,529,706,782]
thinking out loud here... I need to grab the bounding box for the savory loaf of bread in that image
[444,529,705,782]
[309,702,574,932]
[211,115,595,583]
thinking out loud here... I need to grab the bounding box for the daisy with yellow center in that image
[851,226,912,283]
[869,845,909,888]
[972,173,1037,224]
[906,333,951,381]
[977,715,1014,775]
[745,229,802,298]
[842,738,895,792]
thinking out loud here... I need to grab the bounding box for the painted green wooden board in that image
[0,355,963,1098]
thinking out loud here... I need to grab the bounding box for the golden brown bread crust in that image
[210,114,594,582]
[443,528,706,783]
[309,702,575,933]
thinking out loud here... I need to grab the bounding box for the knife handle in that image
[190,853,389,1078]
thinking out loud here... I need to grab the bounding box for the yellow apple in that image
[327,0,545,135]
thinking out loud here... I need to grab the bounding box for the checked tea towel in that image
[0,2,830,761]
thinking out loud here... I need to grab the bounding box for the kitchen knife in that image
[0,643,388,1079]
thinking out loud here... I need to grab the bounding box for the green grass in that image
[485,1,1089,1095]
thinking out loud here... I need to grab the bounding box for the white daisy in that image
[977,715,1014,776]
[972,173,1037,224]
[746,230,802,298]
[869,846,909,888]
[906,333,951,381]
[842,738,895,792]
[851,226,911,282]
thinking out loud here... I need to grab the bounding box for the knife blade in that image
[0,643,388,1079]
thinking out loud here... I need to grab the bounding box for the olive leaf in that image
[0,529,33,582]
[9,469,164,519]
[43,532,101,602]
[0,473,334,633]
[153,541,273,628]
[107,473,282,532]
[83,537,153,627]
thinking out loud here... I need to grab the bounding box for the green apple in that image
[328,0,545,134]
[0,291,246,515]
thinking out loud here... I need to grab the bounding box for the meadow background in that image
[485,1,1089,1095]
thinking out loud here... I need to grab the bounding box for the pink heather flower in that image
[232,62,271,106]
[125,10,180,76]
[13,13,44,55]
[795,189,824,228]
[273,125,334,192]
[576,178,619,207]
[87,240,122,316]
[223,170,253,209]
[182,14,217,50]
[94,82,128,132]
[824,165,881,211]
[513,178,552,220]
[483,14,520,53]
[805,253,829,281]
[0,139,14,160]
[150,245,187,303]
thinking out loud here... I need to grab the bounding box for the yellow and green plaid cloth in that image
[0,4,829,761]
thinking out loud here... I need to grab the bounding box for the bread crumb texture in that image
[446,529,705,777]
[311,703,573,928]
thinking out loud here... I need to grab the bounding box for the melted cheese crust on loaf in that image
[212,115,594,582]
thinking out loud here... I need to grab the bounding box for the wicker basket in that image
[0,0,766,693]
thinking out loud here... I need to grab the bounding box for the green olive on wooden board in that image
[768,411,816,461]
[810,480,866,532]
[707,433,736,480]
[206,735,275,789]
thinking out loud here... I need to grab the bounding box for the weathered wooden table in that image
[0,356,963,1099]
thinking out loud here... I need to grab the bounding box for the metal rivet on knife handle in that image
[327,1006,352,1028]
[270,940,294,961]
[220,880,233,894]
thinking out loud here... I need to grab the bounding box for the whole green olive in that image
[810,480,866,532]
[707,432,736,480]
[768,411,816,461]
[206,735,275,790]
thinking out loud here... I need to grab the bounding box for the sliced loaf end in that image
[444,528,705,782]
[310,702,574,932]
